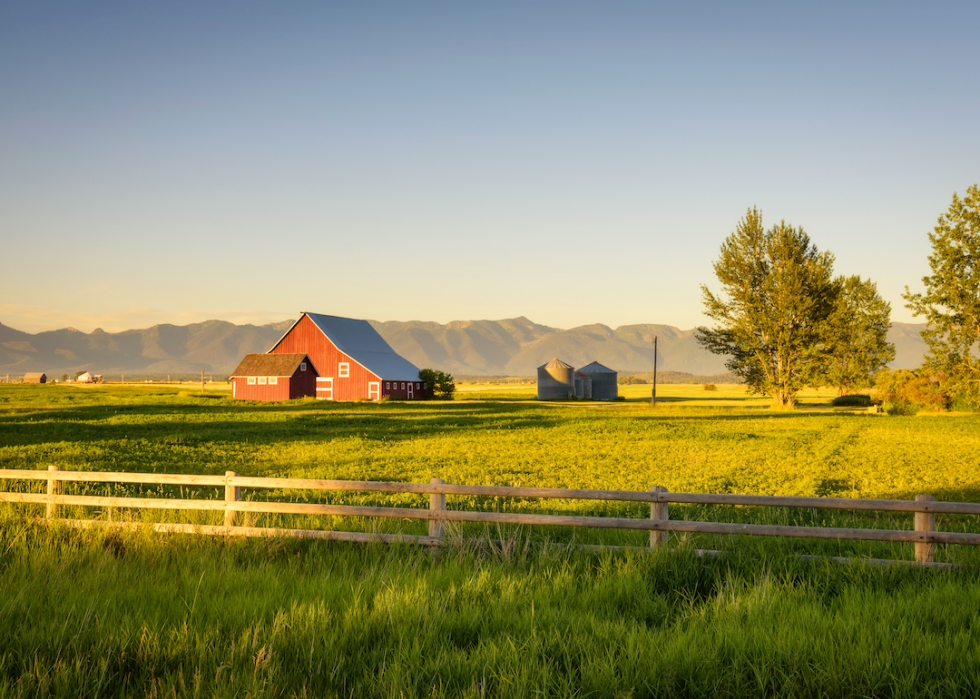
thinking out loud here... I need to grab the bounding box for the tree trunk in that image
[772,389,796,408]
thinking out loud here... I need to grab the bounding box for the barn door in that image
[316,377,333,400]
[368,382,380,400]
[407,382,414,399]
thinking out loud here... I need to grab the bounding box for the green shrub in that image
[873,369,948,412]
[831,394,872,407]
[950,391,980,413]
[419,368,456,399]
[702,383,717,391]
[883,400,918,416]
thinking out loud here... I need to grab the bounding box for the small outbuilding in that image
[537,358,574,400]
[23,372,47,384]
[576,361,618,400]
[230,353,318,401]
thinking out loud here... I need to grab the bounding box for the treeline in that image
[619,371,742,385]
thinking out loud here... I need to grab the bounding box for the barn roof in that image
[577,361,616,374]
[23,372,46,380]
[231,353,312,378]
[300,313,421,381]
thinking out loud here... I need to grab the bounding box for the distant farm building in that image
[23,372,47,384]
[537,359,574,399]
[576,361,618,400]
[268,313,428,401]
[537,360,619,400]
[76,372,103,384]
[230,353,318,401]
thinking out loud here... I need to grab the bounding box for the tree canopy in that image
[419,368,456,400]
[825,275,895,395]
[697,208,839,407]
[902,184,980,404]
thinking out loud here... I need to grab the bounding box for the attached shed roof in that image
[577,361,616,374]
[302,313,422,381]
[231,353,312,378]
[538,358,573,370]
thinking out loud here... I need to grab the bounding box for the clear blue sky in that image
[2,1,978,334]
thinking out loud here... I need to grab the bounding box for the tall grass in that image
[2,517,979,698]
[3,384,980,696]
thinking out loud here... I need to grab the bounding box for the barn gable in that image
[271,313,421,381]
[268,313,426,401]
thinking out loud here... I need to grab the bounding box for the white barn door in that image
[316,377,333,400]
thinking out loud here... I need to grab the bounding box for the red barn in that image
[268,313,428,401]
[230,353,318,401]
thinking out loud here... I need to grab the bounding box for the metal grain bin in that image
[577,361,617,400]
[537,358,574,400]
[574,372,592,399]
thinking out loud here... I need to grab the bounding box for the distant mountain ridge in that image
[0,317,930,378]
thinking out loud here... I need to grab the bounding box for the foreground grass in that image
[2,519,979,699]
[3,384,980,696]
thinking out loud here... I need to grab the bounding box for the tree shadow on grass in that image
[0,399,565,455]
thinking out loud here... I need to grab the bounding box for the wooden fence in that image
[2,467,980,567]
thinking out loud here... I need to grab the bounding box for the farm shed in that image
[23,373,46,384]
[576,361,618,400]
[268,313,428,401]
[230,353,318,401]
[537,359,574,400]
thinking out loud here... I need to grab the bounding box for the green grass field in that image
[2,384,980,697]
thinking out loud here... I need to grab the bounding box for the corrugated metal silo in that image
[577,361,618,400]
[574,372,592,399]
[537,358,574,400]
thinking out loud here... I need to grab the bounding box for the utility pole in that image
[201,369,205,393]
[651,336,658,406]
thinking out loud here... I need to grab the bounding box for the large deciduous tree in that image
[825,276,895,395]
[696,208,839,407]
[902,184,980,404]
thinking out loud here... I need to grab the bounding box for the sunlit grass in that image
[2,383,980,697]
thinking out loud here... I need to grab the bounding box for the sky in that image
[2,1,978,334]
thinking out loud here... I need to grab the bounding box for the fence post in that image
[225,471,239,528]
[47,465,63,519]
[429,477,446,543]
[915,494,936,563]
[650,486,668,548]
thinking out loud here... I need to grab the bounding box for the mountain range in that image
[0,317,930,378]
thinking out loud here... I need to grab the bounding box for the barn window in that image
[258,377,267,385]
[300,363,307,371]
[423,383,427,389]
[247,377,256,385]
[269,377,278,385]
[339,362,350,377]
[385,382,390,389]
[401,383,405,389]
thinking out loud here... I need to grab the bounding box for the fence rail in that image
[2,467,979,566]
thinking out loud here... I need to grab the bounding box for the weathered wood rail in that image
[2,467,980,566]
